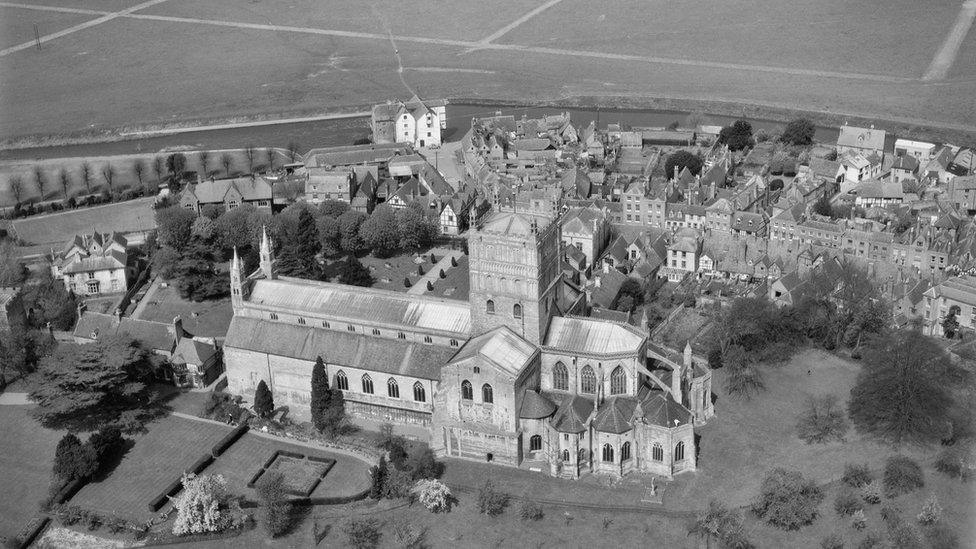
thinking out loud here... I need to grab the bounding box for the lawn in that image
[0,406,65,538]
[266,455,332,495]
[427,254,470,302]
[134,282,233,338]
[9,197,156,246]
[0,6,96,50]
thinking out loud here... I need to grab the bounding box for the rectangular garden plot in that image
[249,451,334,497]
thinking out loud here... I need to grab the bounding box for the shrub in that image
[403,277,410,288]
[842,463,873,488]
[438,269,445,279]
[61,505,83,526]
[88,426,125,468]
[344,517,381,549]
[425,281,433,291]
[820,532,844,549]
[860,480,882,504]
[405,446,443,480]
[851,509,866,530]
[253,380,274,418]
[857,531,884,549]
[797,395,849,443]
[519,500,544,521]
[171,473,231,535]
[751,468,824,530]
[888,523,922,549]
[368,456,387,500]
[256,470,290,537]
[880,504,901,527]
[107,517,127,534]
[916,495,942,525]
[413,479,451,513]
[883,456,924,498]
[381,467,412,500]
[86,511,103,531]
[476,479,509,517]
[834,486,862,516]
[392,519,425,549]
[934,445,975,481]
[925,524,959,549]
[53,434,98,482]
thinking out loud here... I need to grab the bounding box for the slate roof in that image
[519,390,556,419]
[560,168,592,197]
[514,138,554,152]
[639,393,693,427]
[592,396,637,434]
[549,394,594,433]
[171,338,217,366]
[224,316,454,380]
[545,316,644,356]
[480,211,551,236]
[247,278,470,336]
[73,312,176,353]
[857,180,904,199]
[305,143,412,168]
[184,176,273,204]
[61,251,126,274]
[891,155,920,172]
[837,125,886,151]
[448,326,537,377]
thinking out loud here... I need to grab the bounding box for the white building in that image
[836,124,886,157]
[371,95,448,149]
[51,232,129,296]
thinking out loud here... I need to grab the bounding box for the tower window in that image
[621,441,632,461]
[652,443,663,462]
[424,336,432,344]
[675,441,685,461]
[298,317,306,325]
[461,380,473,400]
[270,313,278,320]
[322,320,330,328]
[398,332,406,339]
[372,328,380,336]
[602,444,615,463]
[529,435,542,452]
[486,299,495,314]
[513,303,522,319]
[347,325,356,332]
[450,339,458,347]
[482,384,493,404]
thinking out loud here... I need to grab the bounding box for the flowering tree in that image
[413,479,452,513]
[172,473,230,535]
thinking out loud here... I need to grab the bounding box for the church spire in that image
[230,246,247,309]
[260,225,275,279]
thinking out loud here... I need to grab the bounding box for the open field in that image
[0,406,65,538]
[1,0,975,143]
[9,197,155,245]
[0,6,95,50]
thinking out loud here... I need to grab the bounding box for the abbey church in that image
[223,199,714,479]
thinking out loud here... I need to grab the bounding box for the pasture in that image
[9,197,155,246]
[1,0,975,143]
[0,406,65,538]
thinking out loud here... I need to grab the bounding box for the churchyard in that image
[133,279,234,338]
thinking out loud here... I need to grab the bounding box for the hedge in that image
[143,521,254,547]
[53,478,86,505]
[278,450,304,459]
[12,516,50,549]
[261,451,281,470]
[211,424,249,458]
[307,455,336,465]
[246,468,266,489]
[148,478,185,512]
[188,454,214,475]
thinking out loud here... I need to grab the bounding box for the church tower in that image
[230,247,249,313]
[467,206,562,345]
[260,226,275,279]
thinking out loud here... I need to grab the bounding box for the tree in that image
[812,194,832,217]
[397,203,438,250]
[166,153,187,183]
[220,153,234,176]
[360,204,401,256]
[33,166,47,200]
[58,167,71,200]
[476,479,509,516]
[253,380,274,418]
[52,433,98,482]
[718,120,754,151]
[101,163,116,192]
[80,161,93,194]
[751,468,824,530]
[781,118,816,146]
[244,145,256,173]
[414,479,452,513]
[320,200,350,218]
[369,455,388,499]
[316,215,342,257]
[849,330,961,444]
[198,150,211,177]
[0,241,28,286]
[265,147,275,172]
[343,517,381,549]
[8,175,24,204]
[276,208,321,279]
[688,500,750,549]
[155,206,197,251]
[338,211,367,252]
[310,356,330,431]
[171,473,231,535]
[132,159,146,190]
[338,255,373,287]
[256,470,290,537]
[152,156,165,187]
[664,150,703,180]
[20,270,78,330]
[287,141,301,162]
[722,344,765,398]
[29,336,151,430]
[87,426,125,466]
[796,394,849,443]
[191,215,217,241]
[172,238,229,301]
[942,305,960,339]
[215,204,266,253]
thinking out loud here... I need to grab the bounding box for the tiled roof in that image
[519,390,556,419]
[549,394,594,433]
[224,316,453,380]
[61,250,126,274]
[545,316,644,356]
[247,278,470,336]
[73,312,176,353]
[185,176,273,204]
[171,338,217,366]
[305,143,412,168]
[592,396,637,434]
[449,326,537,377]
[639,393,693,427]
[480,211,551,236]
[837,125,886,150]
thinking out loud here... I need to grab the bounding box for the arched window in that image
[482,384,493,404]
[675,441,685,461]
[423,336,432,344]
[610,366,626,395]
[602,443,614,463]
[361,374,373,394]
[397,332,406,339]
[529,435,542,452]
[387,378,399,398]
[450,339,458,347]
[298,317,306,325]
[562,449,570,462]
[578,448,587,464]
[372,328,380,336]
[552,361,569,391]
[621,441,632,461]
[513,303,522,319]
[461,380,473,400]
[413,381,426,402]
[652,443,663,462]
[486,299,495,314]
[336,370,348,391]
[580,365,596,394]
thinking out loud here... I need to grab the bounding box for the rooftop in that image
[545,316,644,356]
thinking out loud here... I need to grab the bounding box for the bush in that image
[86,511,103,531]
[925,524,959,549]
[842,464,871,489]
[797,395,849,443]
[88,426,125,468]
[53,434,98,482]
[519,500,544,521]
[889,523,922,549]
[857,531,884,549]
[368,456,387,500]
[751,468,824,530]
[934,445,975,481]
[381,466,412,500]
[405,446,443,480]
[820,532,844,549]
[860,480,882,504]
[403,277,411,288]
[851,509,866,530]
[107,517,128,534]
[256,470,290,537]
[413,479,451,513]
[880,504,901,527]
[60,505,83,526]
[392,519,425,549]
[834,486,862,516]
[916,494,942,525]
[171,473,231,535]
[344,517,381,549]
[476,479,509,517]
[883,456,924,498]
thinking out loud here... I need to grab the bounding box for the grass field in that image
[134,282,233,338]
[0,406,65,538]
[0,6,95,50]
[1,0,975,143]
[9,197,155,245]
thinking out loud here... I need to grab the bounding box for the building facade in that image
[51,232,129,296]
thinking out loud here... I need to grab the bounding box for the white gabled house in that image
[371,95,447,149]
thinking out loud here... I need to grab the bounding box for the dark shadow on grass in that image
[89,438,137,482]
[278,501,312,538]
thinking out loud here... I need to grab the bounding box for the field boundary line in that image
[922,0,976,81]
[118,111,370,137]
[0,2,109,16]
[478,0,566,45]
[0,0,170,58]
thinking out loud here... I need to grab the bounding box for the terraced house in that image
[224,206,713,479]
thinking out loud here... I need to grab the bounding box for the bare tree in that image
[266,147,275,172]
[245,144,255,173]
[33,166,47,200]
[133,159,146,189]
[102,163,116,193]
[287,141,301,162]
[58,168,71,200]
[152,156,164,185]
[220,153,234,177]
[8,175,24,204]
[80,161,93,195]
[198,150,210,177]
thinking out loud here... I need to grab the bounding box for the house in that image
[179,176,273,213]
[854,180,907,208]
[170,336,222,388]
[922,147,958,184]
[894,139,936,163]
[947,176,976,213]
[890,155,920,183]
[839,152,882,188]
[768,271,806,307]
[661,228,701,281]
[769,202,806,242]
[51,232,129,296]
[304,143,413,169]
[305,169,352,204]
[836,124,886,156]
[561,205,610,267]
[371,95,448,148]
[922,275,976,336]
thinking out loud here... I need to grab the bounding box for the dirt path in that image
[923,0,976,81]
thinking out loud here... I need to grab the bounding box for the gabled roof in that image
[171,338,217,366]
[73,312,176,353]
[184,176,273,204]
[549,394,594,433]
[519,390,556,419]
[560,168,592,197]
[449,326,537,377]
[592,396,637,434]
[639,393,693,427]
[480,211,551,237]
[545,316,644,356]
[837,125,886,151]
